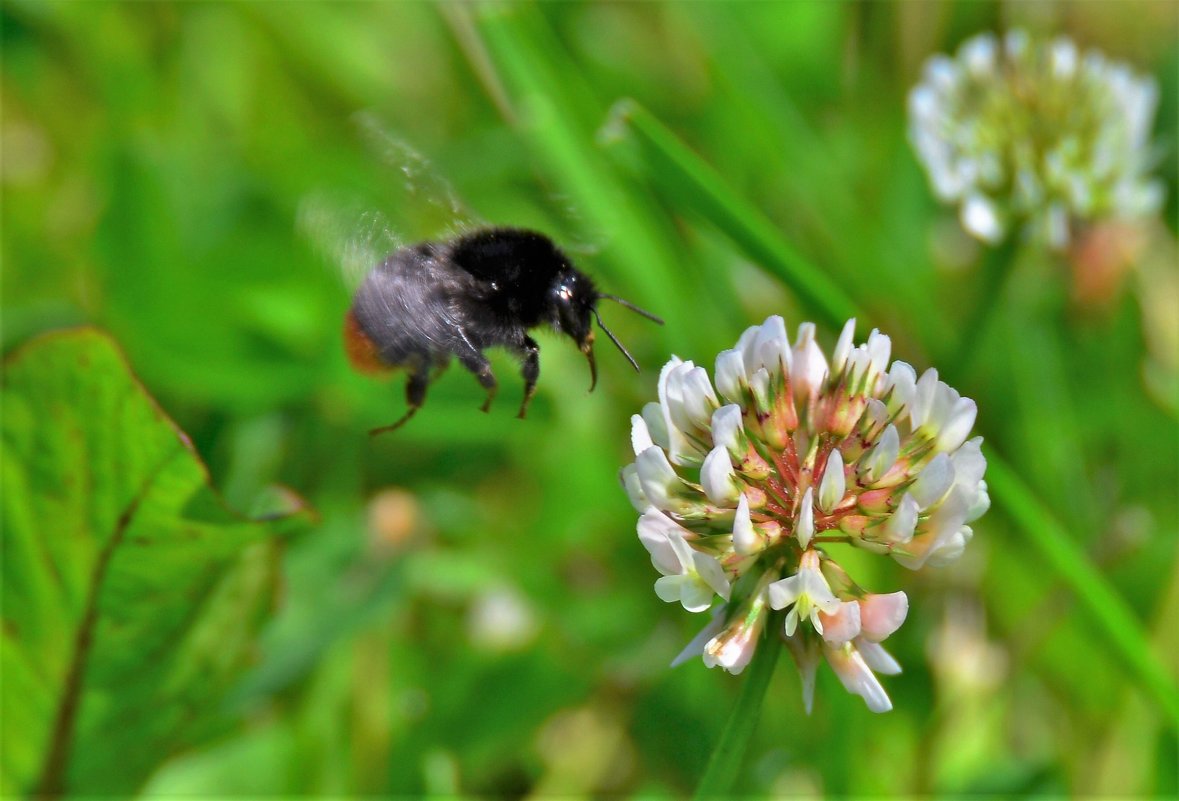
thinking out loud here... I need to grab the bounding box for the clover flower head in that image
[908,29,1163,249]
[623,317,988,713]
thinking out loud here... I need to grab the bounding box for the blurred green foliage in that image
[1,329,301,796]
[2,1,1176,797]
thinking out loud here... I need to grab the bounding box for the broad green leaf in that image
[1,328,307,797]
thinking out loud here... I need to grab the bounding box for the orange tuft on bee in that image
[345,227,663,435]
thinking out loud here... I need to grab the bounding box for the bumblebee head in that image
[551,268,664,392]
[551,269,600,389]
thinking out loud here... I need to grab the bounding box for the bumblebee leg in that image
[369,365,429,436]
[516,336,540,420]
[457,351,497,413]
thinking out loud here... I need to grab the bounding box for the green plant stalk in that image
[693,618,783,799]
[954,232,1020,371]
[605,102,1179,724]
[604,99,860,330]
[987,453,1179,726]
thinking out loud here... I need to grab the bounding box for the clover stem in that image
[692,612,783,799]
[955,233,1020,372]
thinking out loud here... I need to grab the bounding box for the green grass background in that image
[3,1,1177,796]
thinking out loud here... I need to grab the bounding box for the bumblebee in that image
[344,227,662,434]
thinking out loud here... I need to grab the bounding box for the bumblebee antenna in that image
[592,309,640,372]
[597,294,664,325]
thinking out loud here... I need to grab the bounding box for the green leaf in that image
[1,328,309,797]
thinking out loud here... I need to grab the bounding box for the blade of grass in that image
[602,99,860,330]
[1005,311,1098,534]
[986,452,1179,726]
[605,101,1178,723]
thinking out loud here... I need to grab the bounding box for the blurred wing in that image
[297,112,484,291]
[297,193,403,291]
[353,111,484,239]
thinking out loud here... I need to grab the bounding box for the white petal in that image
[711,404,746,465]
[692,551,732,601]
[819,600,862,645]
[796,487,815,548]
[679,576,718,613]
[749,366,774,418]
[654,574,686,604]
[783,606,800,637]
[936,396,977,453]
[925,53,958,90]
[910,368,940,429]
[641,402,669,450]
[656,356,684,414]
[908,84,936,120]
[734,325,762,374]
[961,194,1003,243]
[862,399,890,435]
[865,330,892,382]
[799,556,839,612]
[885,361,917,416]
[883,494,919,544]
[732,494,760,555]
[659,360,707,466]
[663,361,696,433]
[966,481,990,523]
[826,644,893,713]
[950,437,987,488]
[666,531,696,573]
[767,574,801,610]
[910,453,954,509]
[858,592,909,642]
[704,628,758,675]
[620,463,651,513]
[681,366,719,428]
[630,414,653,456]
[1050,36,1077,78]
[856,639,902,675]
[700,445,740,506]
[636,446,685,511]
[861,425,900,483]
[818,450,846,513]
[925,525,973,567]
[844,348,870,386]
[896,486,972,569]
[960,32,997,78]
[751,315,789,373]
[921,380,955,433]
[714,349,748,405]
[791,323,829,400]
[637,510,690,575]
[831,318,856,375]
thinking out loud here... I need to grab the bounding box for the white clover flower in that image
[768,550,841,637]
[909,30,1163,249]
[636,504,732,614]
[622,316,988,713]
